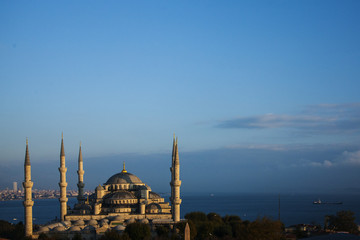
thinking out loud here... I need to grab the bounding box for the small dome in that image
[139,218,149,224]
[83,225,96,231]
[38,226,50,232]
[53,226,66,232]
[87,219,98,226]
[106,172,143,185]
[114,225,126,231]
[62,221,72,227]
[68,226,81,232]
[73,219,85,226]
[47,223,61,229]
[126,218,136,224]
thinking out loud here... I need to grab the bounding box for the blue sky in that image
[1,1,360,193]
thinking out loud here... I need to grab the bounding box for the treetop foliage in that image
[326,210,358,234]
[184,211,283,240]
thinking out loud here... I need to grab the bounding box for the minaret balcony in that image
[22,181,33,188]
[59,197,68,202]
[59,182,68,187]
[23,200,34,207]
[58,167,67,172]
[173,180,181,187]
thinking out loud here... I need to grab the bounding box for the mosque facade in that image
[23,135,182,239]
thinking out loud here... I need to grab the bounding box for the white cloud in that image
[226,144,287,151]
[341,150,360,165]
[309,160,333,168]
[323,160,333,167]
[216,102,360,135]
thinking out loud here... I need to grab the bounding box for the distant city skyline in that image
[1,1,360,193]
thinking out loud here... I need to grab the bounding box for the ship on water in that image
[313,199,342,205]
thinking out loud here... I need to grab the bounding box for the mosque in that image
[23,134,182,239]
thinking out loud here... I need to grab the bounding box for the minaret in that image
[170,135,182,222]
[169,134,176,214]
[59,133,68,221]
[23,138,34,237]
[77,142,85,203]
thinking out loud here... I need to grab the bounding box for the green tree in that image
[247,217,283,240]
[196,222,213,240]
[156,225,169,239]
[222,215,241,224]
[327,210,358,234]
[120,233,131,240]
[185,212,207,222]
[0,220,29,240]
[207,213,223,224]
[100,229,122,240]
[0,219,14,239]
[72,232,82,240]
[213,224,232,238]
[176,220,197,240]
[125,222,151,240]
[38,233,58,240]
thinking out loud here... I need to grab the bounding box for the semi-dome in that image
[105,170,143,185]
[149,191,161,199]
[104,191,136,200]
[146,203,162,214]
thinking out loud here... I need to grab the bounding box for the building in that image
[13,182,17,192]
[24,134,182,239]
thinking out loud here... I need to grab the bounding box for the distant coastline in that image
[0,189,94,201]
[1,193,360,227]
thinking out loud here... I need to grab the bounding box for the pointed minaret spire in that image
[25,138,30,166]
[59,133,68,221]
[170,135,181,222]
[172,134,176,167]
[172,134,177,169]
[77,141,85,202]
[23,138,34,237]
[175,137,179,162]
[79,141,82,162]
[60,132,65,157]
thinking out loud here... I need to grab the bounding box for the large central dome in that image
[105,171,143,185]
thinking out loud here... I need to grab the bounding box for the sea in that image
[1,193,360,227]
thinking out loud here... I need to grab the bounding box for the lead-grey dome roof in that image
[104,191,136,201]
[149,192,161,199]
[105,171,143,185]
